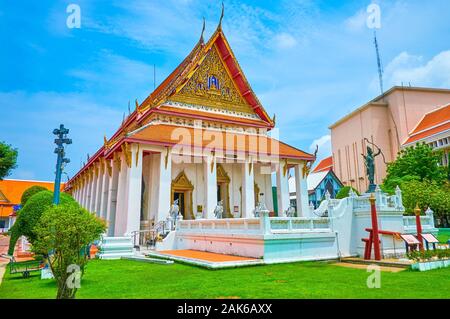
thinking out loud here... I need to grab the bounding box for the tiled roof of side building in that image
[403,104,450,145]
[0,179,64,217]
[312,156,333,173]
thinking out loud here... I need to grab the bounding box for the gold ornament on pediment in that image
[283,159,288,177]
[169,45,254,114]
[121,142,132,168]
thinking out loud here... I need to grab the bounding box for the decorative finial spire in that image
[218,2,224,30]
[200,17,206,42]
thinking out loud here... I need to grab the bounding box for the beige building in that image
[329,86,450,193]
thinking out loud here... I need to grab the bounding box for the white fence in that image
[177,215,332,235]
[403,215,435,231]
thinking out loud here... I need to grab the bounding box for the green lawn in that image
[438,228,450,243]
[0,259,449,299]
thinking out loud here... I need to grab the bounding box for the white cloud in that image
[309,134,331,164]
[274,32,297,49]
[310,134,330,152]
[67,51,156,105]
[383,50,450,88]
[344,9,367,32]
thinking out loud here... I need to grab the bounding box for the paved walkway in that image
[147,249,263,269]
[0,235,10,286]
[332,262,405,272]
[160,250,257,262]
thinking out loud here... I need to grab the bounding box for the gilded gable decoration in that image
[169,45,254,114]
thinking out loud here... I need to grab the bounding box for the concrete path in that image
[0,235,10,285]
[332,262,405,273]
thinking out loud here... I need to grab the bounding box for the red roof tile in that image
[404,104,450,145]
[312,156,333,173]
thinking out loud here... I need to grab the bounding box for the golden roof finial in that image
[200,17,206,42]
[218,2,224,30]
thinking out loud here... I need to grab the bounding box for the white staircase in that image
[97,236,134,260]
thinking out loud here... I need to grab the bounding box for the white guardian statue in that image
[169,199,180,230]
[214,200,224,219]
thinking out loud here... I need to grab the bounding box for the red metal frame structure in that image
[363,229,401,260]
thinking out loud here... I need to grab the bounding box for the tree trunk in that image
[56,277,77,299]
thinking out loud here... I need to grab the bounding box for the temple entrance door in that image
[171,171,194,220]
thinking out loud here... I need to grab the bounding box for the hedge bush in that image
[335,186,360,199]
[20,185,48,206]
[8,191,76,255]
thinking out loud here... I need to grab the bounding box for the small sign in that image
[422,233,439,243]
[197,205,203,213]
[233,206,239,213]
[400,234,420,245]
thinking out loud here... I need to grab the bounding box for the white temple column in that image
[106,158,119,236]
[125,144,143,235]
[80,178,86,208]
[83,176,90,209]
[294,163,309,217]
[241,157,255,218]
[89,168,98,213]
[155,148,172,222]
[99,161,110,220]
[276,160,290,217]
[263,170,274,212]
[93,164,103,216]
[115,153,129,236]
[204,153,218,219]
[85,174,92,210]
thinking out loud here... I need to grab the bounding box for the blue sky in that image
[1,0,450,181]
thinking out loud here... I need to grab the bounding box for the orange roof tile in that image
[127,124,314,160]
[0,179,64,217]
[404,104,450,145]
[312,156,333,173]
[411,104,450,133]
[404,122,450,145]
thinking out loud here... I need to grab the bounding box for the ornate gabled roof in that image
[135,24,274,127]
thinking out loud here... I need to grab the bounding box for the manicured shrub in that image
[20,185,48,206]
[7,191,76,255]
[335,186,360,199]
[33,204,106,299]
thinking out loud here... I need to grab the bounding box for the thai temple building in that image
[65,19,315,239]
[65,14,439,264]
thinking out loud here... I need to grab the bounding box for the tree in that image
[7,191,75,255]
[384,143,446,191]
[336,186,360,199]
[400,180,450,227]
[33,204,106,299]
[20,185,48,206]
[0,141,18,180]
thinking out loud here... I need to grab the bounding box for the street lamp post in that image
[53,124,72,205]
